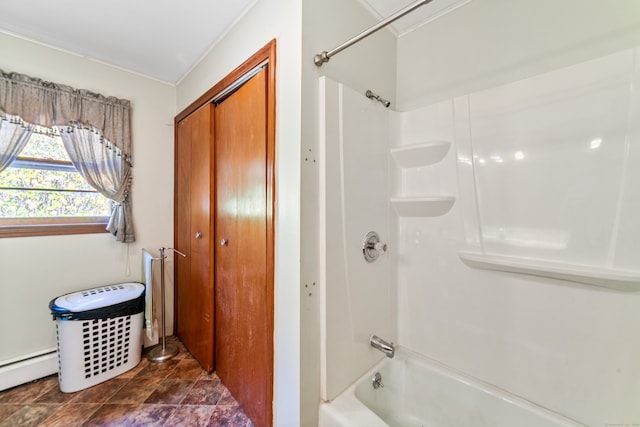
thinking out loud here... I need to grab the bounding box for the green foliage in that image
[0,166,95,191]
[20,133,69,161]
[0,133,110,218]
[0,189,109,217]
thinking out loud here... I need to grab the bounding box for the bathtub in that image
[319,347,583,427]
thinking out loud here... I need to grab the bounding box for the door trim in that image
[176,40,276,122]
[174,39,276,425]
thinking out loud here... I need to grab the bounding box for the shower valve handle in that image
[373,242,388,254]
[362,231,387,263]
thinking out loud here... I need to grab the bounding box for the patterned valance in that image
[0,69,132,162]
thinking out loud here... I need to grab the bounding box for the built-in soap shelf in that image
[391,196,456,217]
[390,140,451,168]
[458,251,640,291]
[390,140,455,217]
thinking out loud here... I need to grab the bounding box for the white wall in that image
[175,1,302,426]
[393,1,640,425]
[0,34,175,364]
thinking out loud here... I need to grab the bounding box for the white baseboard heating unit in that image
[0,349,58,392]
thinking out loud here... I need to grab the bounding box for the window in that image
[1,69,134,242]
[0,131,111,237]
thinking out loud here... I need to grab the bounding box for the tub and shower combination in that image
[316,2,640,425]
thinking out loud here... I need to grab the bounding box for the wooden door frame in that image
[174,39,276,423]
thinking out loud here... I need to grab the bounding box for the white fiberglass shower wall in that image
[319,45,640,425]
[396,47,640,426]
[319,76,395,400]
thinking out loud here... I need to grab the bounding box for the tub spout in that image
[370,335,395,358]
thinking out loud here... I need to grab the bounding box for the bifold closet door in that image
[175,104,214,372]
[214,68,272,427]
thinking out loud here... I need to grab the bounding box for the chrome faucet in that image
[370,335,395,358]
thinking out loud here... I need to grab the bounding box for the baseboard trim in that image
[0,349,58,391]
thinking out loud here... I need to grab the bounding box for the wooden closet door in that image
[214,68,272,427]
[175,104,214,371]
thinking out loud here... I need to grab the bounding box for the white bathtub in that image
[319,347,584,427]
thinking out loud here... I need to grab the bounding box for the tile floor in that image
[0,337,253,427]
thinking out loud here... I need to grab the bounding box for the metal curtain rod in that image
[314,0,434,66]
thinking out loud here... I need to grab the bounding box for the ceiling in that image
[0,0,470,85]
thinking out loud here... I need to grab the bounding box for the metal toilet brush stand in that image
[148,246,186,363]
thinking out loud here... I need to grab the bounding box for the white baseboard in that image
[0,349,58,392]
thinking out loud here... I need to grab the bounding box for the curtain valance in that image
[0,68,132,162]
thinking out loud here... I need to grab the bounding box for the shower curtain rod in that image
[314,0,434,66]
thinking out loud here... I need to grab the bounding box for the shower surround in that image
[319,44,640,426]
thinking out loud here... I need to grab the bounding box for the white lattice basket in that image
[50,283,144,393]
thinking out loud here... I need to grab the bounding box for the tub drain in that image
[372,372,384,389]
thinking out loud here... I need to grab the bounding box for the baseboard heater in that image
[0,348,58,392]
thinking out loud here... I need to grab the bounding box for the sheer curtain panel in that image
[59,125,134,243]
[0,116,32,172]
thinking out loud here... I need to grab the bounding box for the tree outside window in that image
[0,131,111,237]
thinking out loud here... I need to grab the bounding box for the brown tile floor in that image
[0,337,254,427]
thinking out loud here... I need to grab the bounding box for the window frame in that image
[0,135,110,239]
[0,216,109,238]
